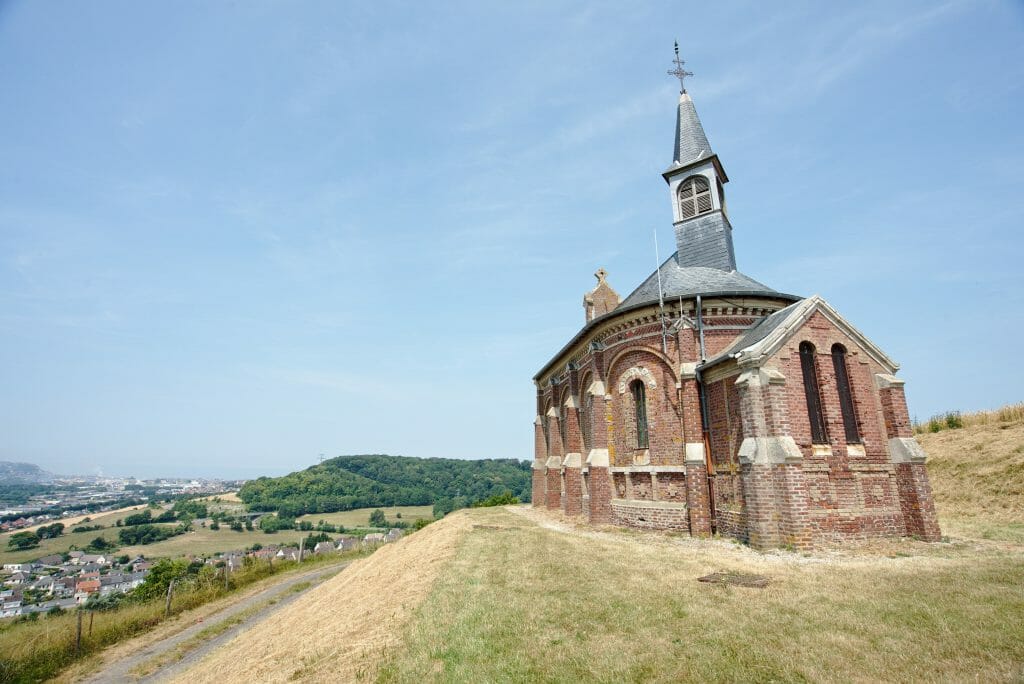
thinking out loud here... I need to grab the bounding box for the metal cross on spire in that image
[667,41,693,94]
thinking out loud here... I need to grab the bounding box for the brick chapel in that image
[531,51,941,550]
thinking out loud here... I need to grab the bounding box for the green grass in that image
[295,505,434,529]
[379,507,1024,683]
[0,527,124,564]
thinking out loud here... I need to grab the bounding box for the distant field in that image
[118,527,311,559]
[1,503,434,564]
[0,527,123,564]
[296,506,434,528]
[196,492,242,503]
[0,502,146,539]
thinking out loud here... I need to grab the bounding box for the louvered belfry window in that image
[831,344,861,444]
[631,380,649,449]
[799,342,828,444]
[678,176,713,219]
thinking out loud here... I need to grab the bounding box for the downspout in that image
[694,294,716,532]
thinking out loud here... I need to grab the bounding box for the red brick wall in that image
[607,348,682,467]
[611,500,689,530]
[685,462,712,537]
[896,463,942,540]
[545,467,560,510]
[563,466,583,516]
[587,467,613,523]
[531,468,546,509]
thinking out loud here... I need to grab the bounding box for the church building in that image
[531,50,941,550]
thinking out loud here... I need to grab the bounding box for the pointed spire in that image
[668,44,711,166]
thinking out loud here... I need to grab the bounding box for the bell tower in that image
[663,43,736,272]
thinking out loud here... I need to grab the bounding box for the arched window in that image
[799,342,828,444]
[831,344,861,444]
[678,176,712,219]
[630,380,649,449]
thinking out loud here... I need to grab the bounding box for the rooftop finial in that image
[667,41,693,94]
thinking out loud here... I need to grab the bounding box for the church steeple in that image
[673,92,712,167]
[667,42,711,166]
[662,44,735,272]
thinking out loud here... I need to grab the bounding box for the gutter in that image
[532,289,800,383]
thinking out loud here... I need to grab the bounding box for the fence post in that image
[299,538,304,563]
[224,564,230,591]
[76,609,83,654]
[88,610,94,637]
[165,579,175,618]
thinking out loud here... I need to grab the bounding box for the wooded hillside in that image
[238,454,531,515]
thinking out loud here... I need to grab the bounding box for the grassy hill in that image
[170,406,1024,682]
[917,409,1024,543]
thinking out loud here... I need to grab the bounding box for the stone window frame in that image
[799,341,829,445]
[678,175,713,219]
[830,343,861,445]
[616,365,657,459]
[580,383,593,452]
[630,380,650,450]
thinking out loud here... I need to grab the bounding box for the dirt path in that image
[81,563,349,683]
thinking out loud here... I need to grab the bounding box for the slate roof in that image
[698,295,900,372]
[671,92,711,167]
[698,299,807,369]
[618,253,797,310]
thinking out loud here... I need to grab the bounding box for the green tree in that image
[472,491,520,507]
[36,522,65,539]
[369,509,387,527]
[86,536,116,552]
[134,558,190,601]
[7,531,39,550]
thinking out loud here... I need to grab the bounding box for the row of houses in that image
[216,529,405,571]
[1,551,152,618]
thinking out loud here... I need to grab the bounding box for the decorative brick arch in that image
[617,366,657,395]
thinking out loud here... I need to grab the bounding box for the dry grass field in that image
[296,505,434,529]
[167,406,1024,683]
[169,511,472,683]
[918,420,1024,543]
[374,506,1024,683]
[117,527,311,559]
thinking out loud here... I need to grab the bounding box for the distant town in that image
[0,460,243,533]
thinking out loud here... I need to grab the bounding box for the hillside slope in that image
[918,419,1024,541]
[170,512,474,683]
[0,460,56,483]
[168,420,1024,683]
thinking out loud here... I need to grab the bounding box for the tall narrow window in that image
[678,176,712,219]
[799,342,828,444]
[831,344,861,444]
[542,404,551,454]
[559,401,568,446]
[631,380,649,449]
[581,393,592,451]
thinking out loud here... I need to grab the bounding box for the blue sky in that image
[1,1,1022,479]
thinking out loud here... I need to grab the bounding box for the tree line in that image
[238,454,531,516]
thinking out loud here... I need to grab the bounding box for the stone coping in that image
[611,498,688,510]
[608,465,689,473]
